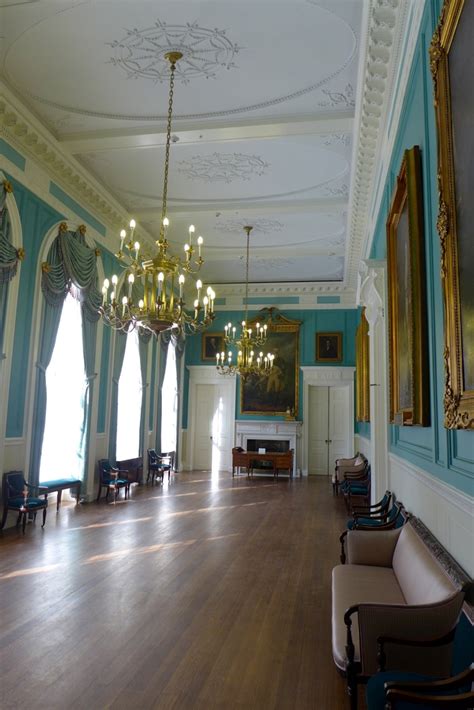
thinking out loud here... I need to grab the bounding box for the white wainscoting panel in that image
[389,453,474,577]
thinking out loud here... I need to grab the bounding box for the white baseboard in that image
[389,452,474,577]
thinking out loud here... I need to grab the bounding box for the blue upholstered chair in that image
[366,611,474,709]
[347,497,403,531]
[147,450,174,485]
[350,490,392,518]
[96,459,130,502]
[1,471,48,533]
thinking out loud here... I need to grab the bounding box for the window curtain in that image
[138,328,152,456]
[0,180,24,354]
[155,330,172,453]
[172,330,186,470]
[79,310,98,496]
[108,330,127,465]
[30,222,102,487]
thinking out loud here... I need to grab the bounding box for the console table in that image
[232,450,294,479]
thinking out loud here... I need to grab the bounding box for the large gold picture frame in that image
[356,309,370,422]
[387,146,430,426]
[240,310,300,416]
[430,0,474,429]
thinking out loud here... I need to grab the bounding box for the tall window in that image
[116,330,142,460]
[161,341,177,452]
[40,294,84,482]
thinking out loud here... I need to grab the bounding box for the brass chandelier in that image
[216,226,274,378]
[100,52,216,335]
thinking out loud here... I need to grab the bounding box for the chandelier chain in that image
[244,226,251,323]
[160,58,177,236]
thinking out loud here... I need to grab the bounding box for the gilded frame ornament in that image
[356,309,370,422]
[240,309,301,416]
[387,146,430,426]
[430,0,474,429]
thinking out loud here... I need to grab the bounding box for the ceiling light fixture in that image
[216,225,274,378]
[100,52,216,335]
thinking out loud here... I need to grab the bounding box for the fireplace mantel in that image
[235,421,302,476]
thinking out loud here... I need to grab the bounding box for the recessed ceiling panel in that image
[2,0,359,125]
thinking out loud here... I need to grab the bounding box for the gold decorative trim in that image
[387,146,430,426]
[3,179,13,193]
[78,224,87,235]
[41,261,50,273]
[431,0,474,429]
[356,309,370,422]
[16,247,25,261]
[59,221,68,233]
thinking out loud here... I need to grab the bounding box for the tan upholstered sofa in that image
[332,519,467,709]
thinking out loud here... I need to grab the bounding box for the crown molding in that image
[215,282,355,297]
[346,0,424,290]
[0,82,154,248]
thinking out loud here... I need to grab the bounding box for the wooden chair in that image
[147,450,174,485]
[1,471,48,533]
[96,459,130,502]
[366,629,474,709]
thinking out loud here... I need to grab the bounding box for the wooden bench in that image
[42,479,81,511]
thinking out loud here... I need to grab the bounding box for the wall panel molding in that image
[389,452,473,576]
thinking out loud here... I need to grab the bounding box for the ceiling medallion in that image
[177,153,269,184]
[218,218,284,235]
[107,21,241,84]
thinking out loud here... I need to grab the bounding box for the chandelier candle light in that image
[100,52,216,335]
[216,226,274,378]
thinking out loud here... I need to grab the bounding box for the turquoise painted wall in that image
[367,0,473,495]
[183,308,358,428]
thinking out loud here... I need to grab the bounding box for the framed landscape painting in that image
[241,311,300,416]
[316,332,342,362]
[431,0,474,428]
[387,146,430,426]
[202,332,224,361]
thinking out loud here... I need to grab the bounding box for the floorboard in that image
[0,473,365,710]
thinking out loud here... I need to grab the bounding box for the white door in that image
[308,385,351,475]
[193,383,233,471]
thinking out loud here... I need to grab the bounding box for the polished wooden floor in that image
[0,473,361,710]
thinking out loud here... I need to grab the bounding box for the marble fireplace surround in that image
[235,421,302,477]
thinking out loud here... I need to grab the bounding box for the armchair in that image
[333,453,367,494]
[96,459,130,502]
[1,471,48,533]
[366,630,474,709]
[147,450,174,484]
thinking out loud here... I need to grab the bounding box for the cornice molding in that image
[346,0,424,290]
[215,282,352,296]
[0,83,153,248]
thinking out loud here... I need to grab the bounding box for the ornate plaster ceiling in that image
[0,0,365,292]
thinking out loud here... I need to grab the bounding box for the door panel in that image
[193,383,233,472]
[308,386,329,475]
[308,384,351,475]
[329,386,350,466]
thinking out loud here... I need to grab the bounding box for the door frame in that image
[301,366,355,476]
[186,366,236,472]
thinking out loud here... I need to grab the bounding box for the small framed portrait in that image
[316,332,342,362]
[202,332,225,361]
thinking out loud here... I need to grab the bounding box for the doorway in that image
[307,385,351,475]
[188,367,236,473]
